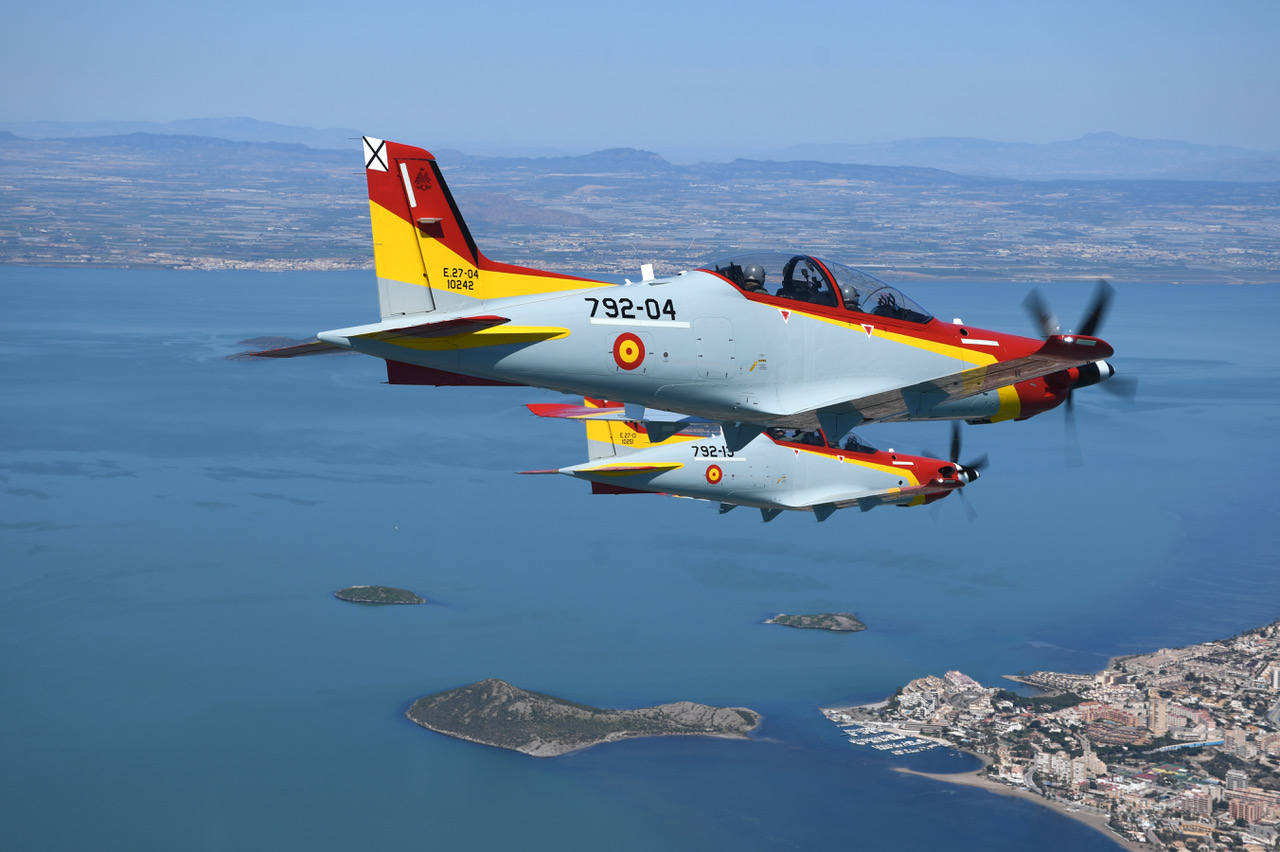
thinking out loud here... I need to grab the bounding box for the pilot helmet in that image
[840,281,862,310]
[743,263,766,287]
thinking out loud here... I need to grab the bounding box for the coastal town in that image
[828,620,1280,851]
[3,133,1278,285]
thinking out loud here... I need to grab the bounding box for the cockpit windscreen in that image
[702,251,933,324]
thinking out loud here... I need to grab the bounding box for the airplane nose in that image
[957,464,980,485]
[1073,360,1116,390]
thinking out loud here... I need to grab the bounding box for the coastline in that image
[893,763,1152,852]
[823,703,1150,850]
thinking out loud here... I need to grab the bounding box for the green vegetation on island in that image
[334,585,425,605]
[766,613,866,632]
[406,679,761,757]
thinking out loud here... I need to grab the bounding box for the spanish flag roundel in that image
[705,464,723,485]
[612,333,645,370]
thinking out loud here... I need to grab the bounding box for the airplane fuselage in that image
[551,426,965,514]
[319,269,1077,431]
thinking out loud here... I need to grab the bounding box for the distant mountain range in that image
[4,128,1277,282]
[771,133,1280,182]
[0,117,360,152]
[1,117,1278,181]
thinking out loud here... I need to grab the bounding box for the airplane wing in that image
[805,334,1112,431]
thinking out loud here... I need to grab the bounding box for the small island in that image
[334,585,425,605]
[406,678,761,757]
[766,613,866,632]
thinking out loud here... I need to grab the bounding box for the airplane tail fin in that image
[585,405,647,461]
[526,397,661,460]
[362,137,602,319]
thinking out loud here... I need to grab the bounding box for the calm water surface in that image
[2,268,1277,850]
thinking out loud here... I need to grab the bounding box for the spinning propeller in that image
[927,421,988,521]
[1022,279,1136,464]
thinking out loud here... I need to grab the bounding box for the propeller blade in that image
[1022,288,1059,338]
[1099,373,1139,403]
[964,453,989,473]
[957,489,978,522]
[1064,390,1083,467]
[949,421,962,464]
[1077,279,1115,337]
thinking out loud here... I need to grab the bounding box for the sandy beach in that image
[824,701,1156,851]
[894,763,1153,852]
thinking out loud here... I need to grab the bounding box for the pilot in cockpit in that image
[839,281,862,312]
[842,432,876,454]
[741,263,767,293]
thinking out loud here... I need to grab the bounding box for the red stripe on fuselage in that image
[702,269,1046,361]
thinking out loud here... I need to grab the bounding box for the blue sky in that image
[4,0,1278,156]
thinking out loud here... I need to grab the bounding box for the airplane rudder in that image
[363,137,482,315]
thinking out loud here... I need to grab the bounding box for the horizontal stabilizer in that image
[525,401,623,421]
[253,315,516,357]
[577,461,684,477]
[248,339,344,358]
[365,315,510,339]
[591,481,651,495]
[354,317,567,350]
[386,360,517,386]
[526,399,710,426]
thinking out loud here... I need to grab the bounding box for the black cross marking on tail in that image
[364,138,387,171]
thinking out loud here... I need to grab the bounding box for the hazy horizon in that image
[4,118,1277,172]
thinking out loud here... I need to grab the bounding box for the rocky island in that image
[334,585,425,604]
[406,679,761,757]
[766,613,866,632]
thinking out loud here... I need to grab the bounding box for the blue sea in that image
[2,267,1277,850]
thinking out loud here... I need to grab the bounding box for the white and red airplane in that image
[253,137,1118,449]
[522,400,986,522]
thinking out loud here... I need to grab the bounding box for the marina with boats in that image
[822,708,943,756]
